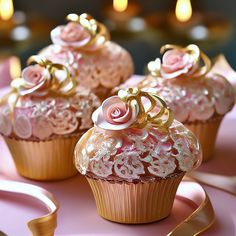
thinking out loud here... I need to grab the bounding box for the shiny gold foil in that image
[4,135,80,181]
[185,117,223,162]
[87,173,184,224]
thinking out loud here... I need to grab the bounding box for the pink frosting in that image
[13,114,32,139]
[92,96,139,130]
[137,73,235,122]
[75,120,202,181]
[39,41,134,99]
[0,88,100,140]
[0,112,12,136]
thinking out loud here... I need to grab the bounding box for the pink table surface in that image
[0,87,236,236]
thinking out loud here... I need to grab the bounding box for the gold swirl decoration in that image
[0,180,59,236]
[0,55,78,112]
[66,13,110,49]
[118,88,174,129]
[148,44,212,79]
[13,55,78,97]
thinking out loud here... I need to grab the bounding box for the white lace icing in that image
[139,74,235,122]
[0,89,100,140]
[75,120,201,181]
[39,41,134,98]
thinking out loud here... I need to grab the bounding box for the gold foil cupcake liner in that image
[86,173,185,224]
[4,134,81,181]
[185,116,223,162]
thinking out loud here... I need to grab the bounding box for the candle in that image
[0,0,14,33]
[104,0,141,32]
[144,0,232,44]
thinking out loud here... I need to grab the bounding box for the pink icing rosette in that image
[18,64,50,96]
[92,96,139,131]
[51,22,91,49]
[160,49,196,79]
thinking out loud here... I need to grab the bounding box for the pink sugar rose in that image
[14,114,32,139]
[21,64,50,96]
[161,49,195,79]
[51,22,91,49]
[92,96,139,130]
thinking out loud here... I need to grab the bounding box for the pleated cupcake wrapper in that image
[4,135,81,181]
[86,173,185,224]
[185,116,223,162]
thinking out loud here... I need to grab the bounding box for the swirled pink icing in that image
[75,120,201,181]
[39,41,134,99]
[0,88,100,140]
[138,73,235,122]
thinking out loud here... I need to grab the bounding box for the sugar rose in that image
[51,22,91,49]
[161,49,196,79]
[92,96,139,130]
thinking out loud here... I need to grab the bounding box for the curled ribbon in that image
[148,44,212,79]
[168,177,215,236]
[0,178,215,235]
[66,13,110,49]
[118,88,174,129]
[0,180,59,236]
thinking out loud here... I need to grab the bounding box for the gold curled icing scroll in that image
[118,88,174,129]
[66,13,110,50]
[0,180,59,236]
[167,177,215,236]
[0,55,78,112]
[148,44,212,79]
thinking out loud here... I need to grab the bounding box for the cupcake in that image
[137,44,235,161]
[0,55,100,181]
[39,13,134,101]
[74,88,201,224]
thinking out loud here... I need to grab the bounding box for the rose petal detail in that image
[92,96,139,130]
[51,24,91,48]
[14,114,32,139]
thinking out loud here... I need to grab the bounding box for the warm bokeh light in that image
[175,0,192,22]
[0,0,14,21]
[113,0,128,12]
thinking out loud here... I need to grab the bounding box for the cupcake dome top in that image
[74,88,202,182]
[39,13,134,100]
[138,44,235,123]
[0,56,100,140]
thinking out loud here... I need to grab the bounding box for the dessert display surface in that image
[0,83,235,236]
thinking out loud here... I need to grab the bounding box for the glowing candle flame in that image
[0,0,14,21]
[113,0,128,12]
[175,0,192,22]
